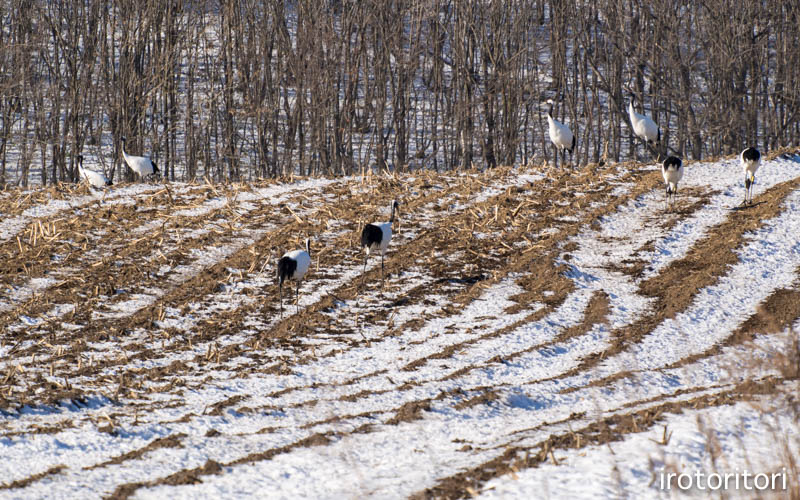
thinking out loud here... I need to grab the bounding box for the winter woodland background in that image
[0,0,799,185]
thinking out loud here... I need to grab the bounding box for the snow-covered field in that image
[1,152,799,499]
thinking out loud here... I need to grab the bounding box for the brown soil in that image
[2,156,800,497]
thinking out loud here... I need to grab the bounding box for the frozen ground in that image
[1,151,799,499]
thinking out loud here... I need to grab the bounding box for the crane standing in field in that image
[277,238,312,316]
[628,95,660,159]
[77,155,112,189]
[121,137,160,182]
[661,156,684,212]
[546,99,576,168]
[361,199,399,287]
[741,147,762,206]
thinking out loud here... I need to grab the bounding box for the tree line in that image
[1,0,798,186]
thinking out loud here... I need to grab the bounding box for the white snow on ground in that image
[0,183,167,243]
[0,215,27,242]
[479,380,800,500]
[1,155,800,499]
[0,277,57,315]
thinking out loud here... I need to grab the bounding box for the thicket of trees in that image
[1,0,798,186]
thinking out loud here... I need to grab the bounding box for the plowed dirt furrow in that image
[78,167,660,438]
[126,168,792,458]
[0,185,208,287]
[3,156,799,500]
[96,167,630,416]
[0,171,508,408]
[662,270,800,370]
[0,465,67,490]
[413,378,790,499]
[0,183,173,244]
[562,176,800,389]
[1,185,349,405]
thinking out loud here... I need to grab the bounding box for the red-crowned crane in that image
[661,156,684,212]
[77,155,112,189]
[546,99,576,168]
[121,137,160,181]
[277,238,312,316]
[361,199,399,286]
[741,147,761,205]
[628,95,660,156]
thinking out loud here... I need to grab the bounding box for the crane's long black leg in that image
[381,254,385,287]
[279,282,283,318]
[296,281,300,314]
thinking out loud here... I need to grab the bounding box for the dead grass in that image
[416,378,795,499]
[0,465,67,490]
[564,175,800,388]
[2,156,800,497]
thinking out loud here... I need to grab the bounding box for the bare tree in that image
[0,0,799,185]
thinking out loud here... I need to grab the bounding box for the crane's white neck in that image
[121,138,131,160]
